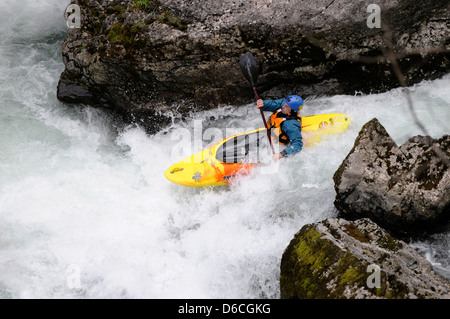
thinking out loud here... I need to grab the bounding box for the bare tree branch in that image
[381,23,450,168]
[306,22,450,167]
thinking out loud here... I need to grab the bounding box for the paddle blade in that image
[239,53,258,87]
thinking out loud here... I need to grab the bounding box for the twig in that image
[381,23,449,167]
[305,23,450,167]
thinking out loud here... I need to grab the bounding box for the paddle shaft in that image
[253,88,275,154]
[239,53,275,155]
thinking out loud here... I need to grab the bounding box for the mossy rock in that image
[280,218,450,299]
[130,0,188,31]
[280,224,368,299]
[157,9,188,31]
[107,21,148,48]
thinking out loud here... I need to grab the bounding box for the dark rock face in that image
[280,218,450,299]
[333,118,450,236]
[58,0,450,133]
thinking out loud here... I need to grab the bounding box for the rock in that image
[58,0,450,132]
[57,72,96,104]
[280,218,450,299]
[333,118,450,236]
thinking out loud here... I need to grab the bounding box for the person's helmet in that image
[285,95,304,112]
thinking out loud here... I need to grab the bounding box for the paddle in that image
[239,53,275,154]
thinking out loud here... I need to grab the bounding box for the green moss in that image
[378,235,403,252]
[339,267,365,285]
[292,227,330,272]
[131,0,150,10]
[107,23,130,46]
[385,275,410,299]
[106,4,126,15]
[131,0,160,12]
[107,21,147,48]
[283,224,376,298]
[131,20,147,34]
[281,221,419,299]
[300,278,318,299]
[301,278,311,290]
[281,223,414,299]
[158,9,188,31]
[282,226,344,298]
[128,0,188,31]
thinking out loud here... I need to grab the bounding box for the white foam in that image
[0,0,449,298]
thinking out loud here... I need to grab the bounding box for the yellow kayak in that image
[165,113,350,187]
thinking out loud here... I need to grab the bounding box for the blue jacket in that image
[262,99,303,156]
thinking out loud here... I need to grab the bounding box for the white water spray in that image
[0,0,449,298]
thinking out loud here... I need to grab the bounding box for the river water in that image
[0,0,449,298]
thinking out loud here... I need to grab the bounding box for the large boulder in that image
[333,118,450,236]
[58,0,450,133]
[280,218,450,299]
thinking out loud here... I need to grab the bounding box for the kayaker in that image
[257,95,304,162]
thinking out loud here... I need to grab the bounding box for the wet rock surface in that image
[58,0,450,133]
[280,218,450,299]
[333,118,450,236]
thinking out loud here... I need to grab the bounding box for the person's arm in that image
[256,99,285,112]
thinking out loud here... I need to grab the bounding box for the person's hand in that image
[272,153,283,162]
[257,99,264,109]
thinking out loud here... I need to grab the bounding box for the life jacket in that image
[267,110,302,145]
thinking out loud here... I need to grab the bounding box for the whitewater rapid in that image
[0,0,449,298]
